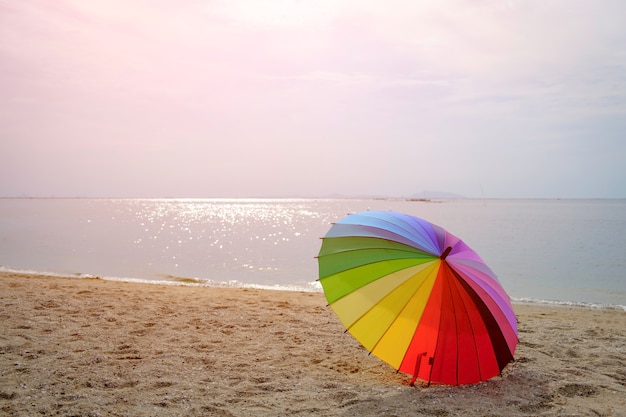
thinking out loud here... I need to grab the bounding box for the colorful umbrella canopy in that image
[317,210,518,386]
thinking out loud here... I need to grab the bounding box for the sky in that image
[1,0,625,199]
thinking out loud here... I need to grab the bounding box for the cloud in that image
[1,0,625,198]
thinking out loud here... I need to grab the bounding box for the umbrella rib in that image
[447,260,518,336]
[318,248,433,270]
[324,224,440,255]
[452,265,515,377]
[428,262,459,385]
[318,236,439,262]
[342,268,436,338]
[318,255,433,278]
[365,211,441,253]
[462,264,514,379]
[318,245,432,258]
[363,263,438,358]
[345,212,423,240]
[447,264,484,383]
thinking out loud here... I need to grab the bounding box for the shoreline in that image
[2,271,625,416]
[2,267,624,312]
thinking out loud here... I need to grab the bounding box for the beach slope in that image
[1,272,625,416]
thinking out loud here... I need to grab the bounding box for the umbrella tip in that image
[440,246,452,260]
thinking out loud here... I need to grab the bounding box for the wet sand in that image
[1,272,625,416]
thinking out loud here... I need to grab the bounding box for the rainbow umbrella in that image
[317,210,518,386]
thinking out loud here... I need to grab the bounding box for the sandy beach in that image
[1,272,625,416]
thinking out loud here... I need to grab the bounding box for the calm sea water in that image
[1,198,624,309]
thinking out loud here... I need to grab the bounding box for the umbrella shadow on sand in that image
[341,366,554,416]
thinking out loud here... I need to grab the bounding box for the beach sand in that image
[1,272,625,416]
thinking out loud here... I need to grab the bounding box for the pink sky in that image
[1,0,625,198]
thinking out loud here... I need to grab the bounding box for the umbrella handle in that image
[409,352,428,386]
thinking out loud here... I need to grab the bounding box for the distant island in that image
[372,191,466,200]
[320,191,467,200]
[408,191,467,199]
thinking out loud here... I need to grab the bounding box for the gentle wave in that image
[3,265,624,312]
[511,297,626,312]
[0,265,322,293]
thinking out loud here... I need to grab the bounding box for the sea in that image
[1,198,624,310]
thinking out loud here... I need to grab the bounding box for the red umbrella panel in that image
[317,210,518,386]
